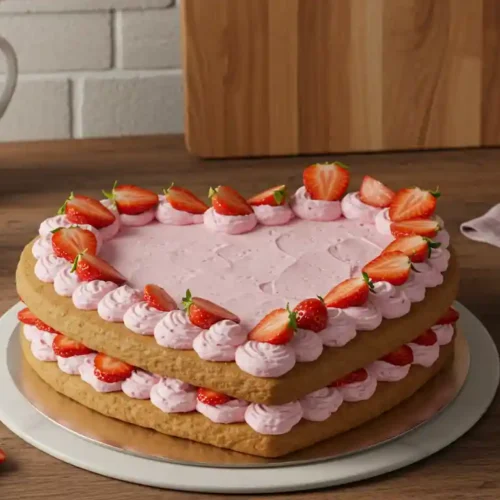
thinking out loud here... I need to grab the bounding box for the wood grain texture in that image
[183,0,492,158]
[1,136,500,499]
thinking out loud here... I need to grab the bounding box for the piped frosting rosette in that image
[369,281,411,319]
[245,401,304,435]
[122,370,161,399]
[72,280,118,310]
[342,301,383,331]
[150,377,197,413]
[299,387,343,421]
[319,308,357,347]
[341,192,381,222]
[236,341,296,377]
[196,398,249,424]
[123,302,167,335]
[97,285,142,322]
[290,186,342,222]
[154,310,204,349]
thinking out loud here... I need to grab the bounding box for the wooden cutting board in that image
[182,0,500,158]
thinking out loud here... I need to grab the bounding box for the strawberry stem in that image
[57,192,73,215]
[286,303,298,331]
[208,187,217,199]
[163,182,175,196]
[273,187,287,205]
[317,295,325,304]
[50,227,63,234]
[362,272,375,292]
[430,187,441,198]
[335,161,349,170]
[102,181,118,201]
[181,289,193,310]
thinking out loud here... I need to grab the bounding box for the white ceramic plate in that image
[0,302,498,494]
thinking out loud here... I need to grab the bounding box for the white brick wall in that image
[0,0,182,142]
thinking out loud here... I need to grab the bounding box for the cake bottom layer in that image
[21,333,455,458]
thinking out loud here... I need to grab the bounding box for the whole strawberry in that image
[293,298,328,332]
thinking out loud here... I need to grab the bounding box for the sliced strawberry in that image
[60,193,115,229]
[381,345,414,366]
[208,186,253,216]
[247,184,287,207]
[164,184,208,214]
[331,368,368,387]
[436,307,460,325]
[17,307,38,326]
[390,218,440,238]
[303,162,350,201]
[389,187,440,222]
[35,319,59,334]
[52,334,94,358]
[0,449,5,463]
[143,284,177,312]
[73,252,126,285]
[359,176,395,208]
[383,235,441,263]
[103,182,158,215]
[182,290,240,329]
[247,307,297,345]
[51,226,97,262]
[94,353,133,383]
[323,273,374,308]
[293,298,328,332]
[362,251,411,286]
[412,329,438,346]
[197,387,231,406]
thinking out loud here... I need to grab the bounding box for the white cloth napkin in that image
[460,204,500,248]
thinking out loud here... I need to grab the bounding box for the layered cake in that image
[16,163,460,457]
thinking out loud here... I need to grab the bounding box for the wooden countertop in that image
[1,136,499,499]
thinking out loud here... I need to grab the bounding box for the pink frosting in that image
[99,199,121,241]
[399,272,426,303]
[338,372,377,402]
[72,281,118,310]
[30,331,57,362]
[289,329,323,362]
[150,377,197,413]
[429,247,450,273]
[252,204,294,226]
[97,285,142,322]
[369,281,411,319]
[431,324,454,345]
[192,320,248,362]
[342,301,383,330]
[235,341,296,377]
[79,356,123,392]
[34,255,70,283]
[412,262,444,288]
[408,342,440,367]
[23,324,44,342]
[434,229,450,249]
[374,208,393,235]
[367,360,410,382]
[341,192,381,222]
[300,387,343,422]
[39,215,72,237]
[244,401,303,435]
[196,399,249,424]
[153,310,203,349]
[203,207,258,235]
[120,208,156,227]
[122,370,161,399]
[57,353,96,375]
[155,195,204,225]
[54,266,81,297]
[290,186,342,222]
[123,301,166,335]
[32,234,54,259]
[319,308,357,347]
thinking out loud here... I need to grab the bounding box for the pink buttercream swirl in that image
[32,234,54,259]
[408,342,440,367]
[72,281,118,310]
[57,353,96,375]
[434,229,450,249]
[123,301,166,335]
[34,255,69,283]
[235,341,296,377]
[412,262,444,288]
[193,320,248,362]
[150,377,197,413]
[339,372,377,402]
[300,387,343,422]
[431,324,454,346]
[99,199,121,240]
[120,208,156,227]
[154,310,203,349]
[289,329,323,362]
[341,192,381,222]
[429,247,450,273]
[39,215,72,237]
[252,204,294,226]
[369,281,411,319]
[203,207,258,235]
[196,399,249,424]
[54,266,81,297]
[374,208,393,235]
[122,370,161,399]
[319,308,357,347]
[23,324,44,342]
[79,356,122,392]
[155,195,204,225]
[367,360,410,382]
[244,401,303,435]
[30,331,57,362]
[399,272,426,303]
[290,186,342,222]
[97,285,142,322]
[342,301,383,331]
